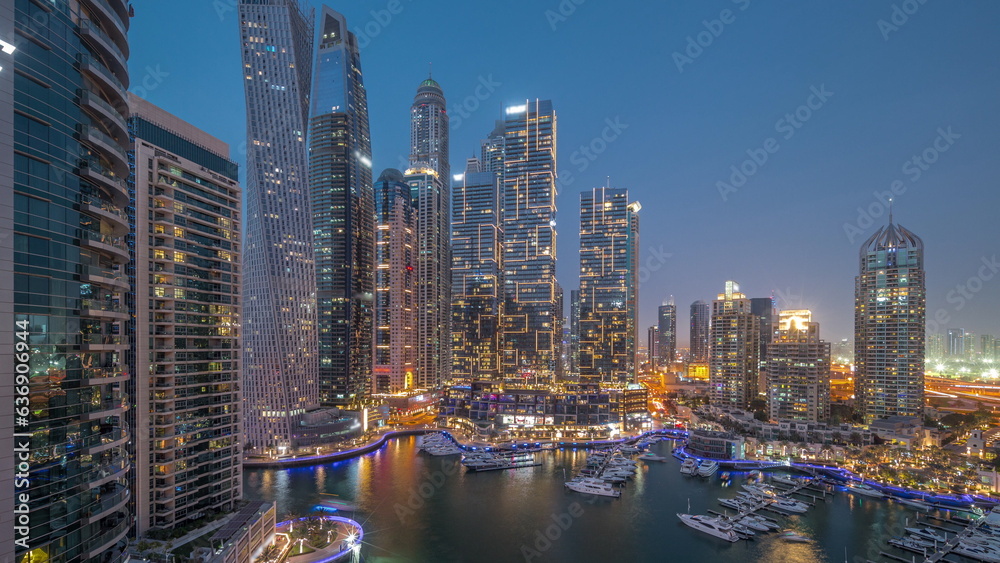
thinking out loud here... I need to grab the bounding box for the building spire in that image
[428,61,432,79]
[888,197,894,224]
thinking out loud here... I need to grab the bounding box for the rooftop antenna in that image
[428,61,432,79]
[888,197,894,224]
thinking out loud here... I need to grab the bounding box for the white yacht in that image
[905,527,946,543]
[639,453,668,462]
[891,496,931,511]
[955,542,1000,563]
[845,482,884,498]
[771,474,797,486]
[697,460,719,477]
[768,498,809,514]
[676,514,740,542]
[737,517,770,532]
[679,458,699,476]
[565,478,621,498]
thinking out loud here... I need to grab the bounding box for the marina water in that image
[244,437,943,562]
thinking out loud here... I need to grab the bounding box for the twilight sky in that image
[129,0,1000,346]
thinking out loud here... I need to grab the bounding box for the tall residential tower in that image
[309,6,374,404]
[577,187,640,387]
[451,158,503,381]
[765,310,831,422]
[238,0,318,453]
[7,0,132,559]
[658,298,676,365]
[501,100,560,381]
[709,282,761,409]
[854,216,925,423]
[690,300,710,363]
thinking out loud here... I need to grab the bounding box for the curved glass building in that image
[7,0,132,561]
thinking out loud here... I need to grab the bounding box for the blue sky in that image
[129,0,1000,345]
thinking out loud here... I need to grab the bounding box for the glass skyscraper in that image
[501,100,560,381]
[854,216,925,423]
[238,0,319,453]
[309,6,374,405]
[577,187,640,387]
[765,310,831,422]
[657,299,676,365]
[690,300,710,363]
[451,158,503,381]
[6,0,132,560]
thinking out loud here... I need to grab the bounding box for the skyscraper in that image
[238,0,318,453]
[947,328,966,357]
[130,96,243,534]
[709,282,761,409]
[451,158,503,381]
[408,77,450,388]
[648,326,660,366]
[577,187,640,387]
[309,6,374,404]
[690,300,711,363]
[373,169,416,393]
[750,296,776,395]
[765,310,831,422]
[501,100,560,381]
[854,216,925,423]
[658,298,677,365]
[6,0,132,559]
[569,289,581,377]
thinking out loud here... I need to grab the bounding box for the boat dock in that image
[920,514,985,562]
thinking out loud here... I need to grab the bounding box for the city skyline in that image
[128,1,1000,344]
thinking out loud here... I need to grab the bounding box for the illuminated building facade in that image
[406,166,450,388]
[374,169,416,393]
[6,0,132,559]
[854,217,925,423]
[451,158,503,381]
[577,187,640,387]
[501,100,561,381]
[765,310,831,422]
[130,96,242,534]
[309,6,374,405]
[709,281,761,409]
[647,326,660,366]
[658,298,676,366]
[238,0,319,452]
[407,77,451,388]
[690,300,710,363]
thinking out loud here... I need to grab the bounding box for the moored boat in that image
[676,513,740,542]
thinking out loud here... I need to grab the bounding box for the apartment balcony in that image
[80,298,128,321]
[78,88,128,140]
[78,19,128,85]
[78,157,129,206]
[80,332,123,352]
[78,124,129,176]
[81,397,126,421]
[81,0,130,50]
[81,264,129,291]
[82,427,127,456]
[81,483,130,526]
[78,54,127,111]
[80,230,129,262]
[84,514,130,560]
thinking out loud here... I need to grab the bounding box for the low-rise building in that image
[687,429,745,460]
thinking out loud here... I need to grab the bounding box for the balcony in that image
[81,0,129,49]
[80,332,123,352]
[78,88,128,140]
[81,483,130,525]
[82,427,128,455]
[80,298,128,321]
[78,124,128,175]
[84,513,130,560]
[82,397,126,421]
[78,54,127,112]
[78,19,128,85]
[78,158,128,206]
[81,366,128,386]
[81,264,129,291]
[80,230,129,262]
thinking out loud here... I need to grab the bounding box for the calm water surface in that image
[244,438,949,562]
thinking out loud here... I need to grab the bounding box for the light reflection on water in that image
[244,437,923,562]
